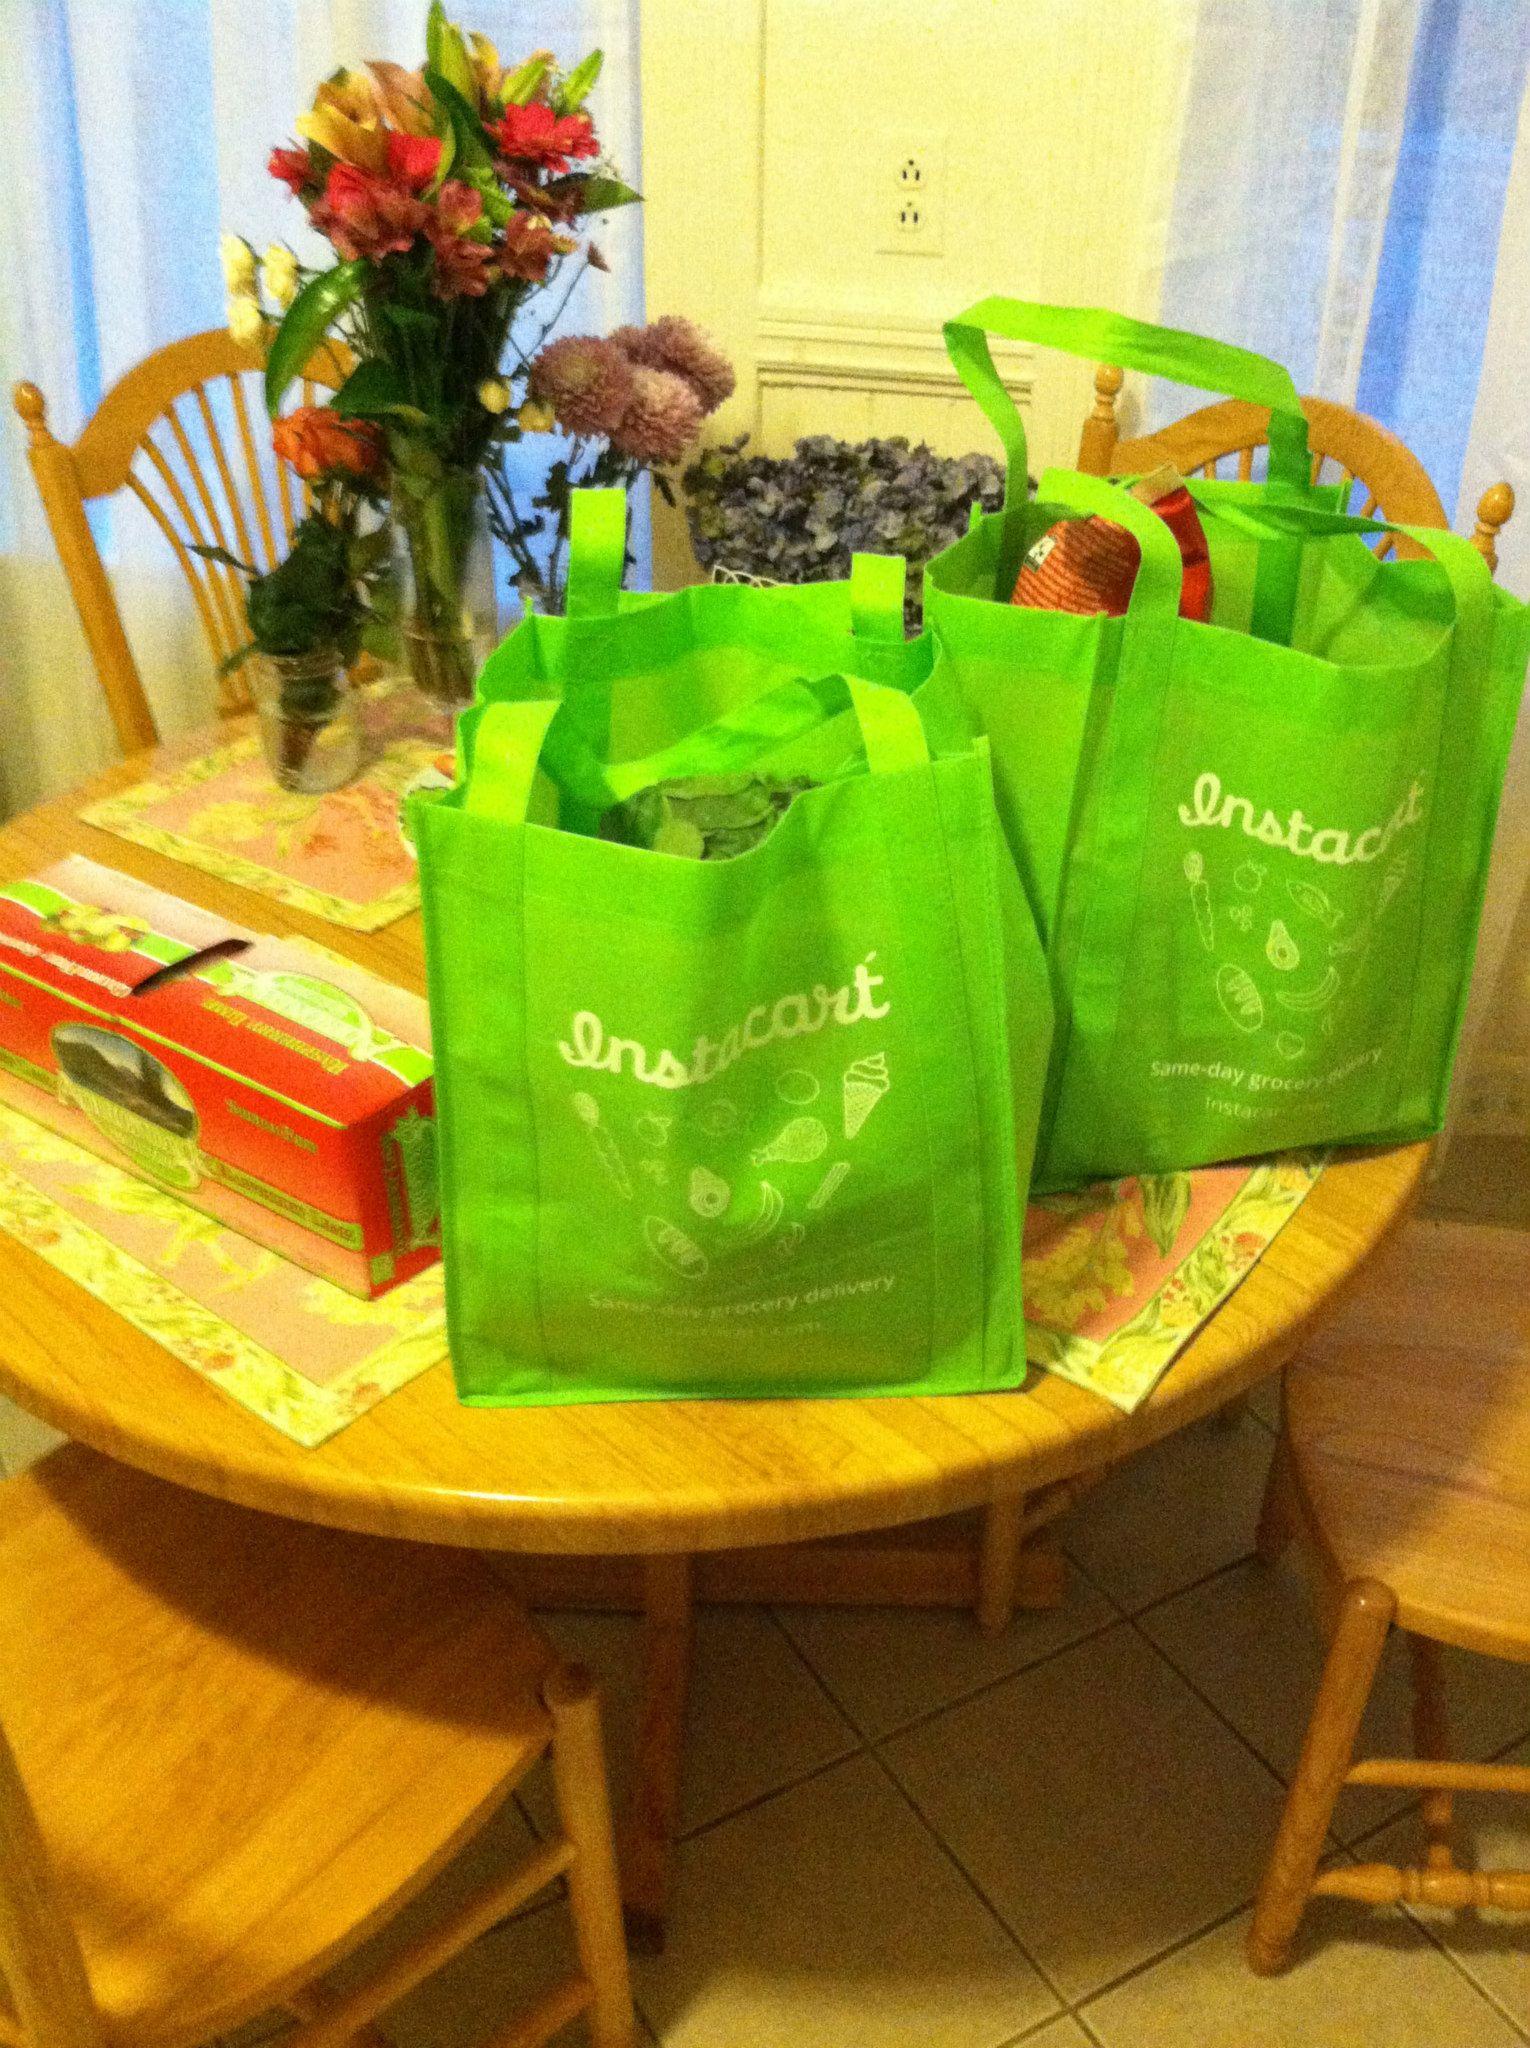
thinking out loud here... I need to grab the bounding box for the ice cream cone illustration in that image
[842,1052,890,1139]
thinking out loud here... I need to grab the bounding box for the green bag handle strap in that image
[1187,482,1497,636]
[462,698,562,819]
[944,298,1313,506]
[466,675,930,825]
[1032,468,1188,620]
[564,487,627,618]
[850,553,907,641]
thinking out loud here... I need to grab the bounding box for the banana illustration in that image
[1276,967,1341,1014]
[736,1180,785,1246]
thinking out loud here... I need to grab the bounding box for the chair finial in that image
[1471,481,1514,574]
[1092,363,1124,421]
[12,382,51,443]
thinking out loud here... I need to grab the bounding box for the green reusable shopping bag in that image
[414,666,1051,1405]
[923,299,1529,1182]
[464,488,955,792]
[925,299,1334,944]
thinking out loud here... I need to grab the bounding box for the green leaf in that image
[1139,1173,1193,1258]
[333,359,405,418]
[554,49,603,114]
[574,174,641,214]
[189,542,255,576]
[423,65,491,168]
[425,3,475,101]
[264,260,366,416]
[500,53,551,106]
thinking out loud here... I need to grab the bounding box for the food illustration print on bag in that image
[555,952,896,1303]
[1166,766,1430,1116]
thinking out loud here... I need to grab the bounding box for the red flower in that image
[499,210,575,282]
[310,161,429,261]
[425,181,494,298]
[268,144,313,196]
[492,101,598,173]
[385,131,443,192]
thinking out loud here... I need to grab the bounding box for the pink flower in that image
[499,210,575,283]
[385,131,443,192]
[426,183,495,298]
[528,334,634,437]
[493,101,598,173]
[309,161,428,261]
[613,317,735,414]
[611,365,704,465]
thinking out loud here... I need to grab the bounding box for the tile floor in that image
[3,1167,1525,2048]
[58,1393,1510,2048]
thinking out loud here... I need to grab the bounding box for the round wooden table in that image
[0,738,1430,1943]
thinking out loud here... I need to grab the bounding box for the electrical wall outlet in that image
[878,132,946,257]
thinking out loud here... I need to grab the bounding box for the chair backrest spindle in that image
[12,332,352,755]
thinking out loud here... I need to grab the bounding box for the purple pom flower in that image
[611,367,704,466]
[612,316,735,415]
[527,334,635,439]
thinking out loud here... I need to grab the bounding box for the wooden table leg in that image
[619,1553,695,1955]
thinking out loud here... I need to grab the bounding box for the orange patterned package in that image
[1011,463,1213,621]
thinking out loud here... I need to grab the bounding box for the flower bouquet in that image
[253,2,641,704]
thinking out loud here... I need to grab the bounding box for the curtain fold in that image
[0,0,641,814]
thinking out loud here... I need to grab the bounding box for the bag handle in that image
[944,298,1314,506]
[1186,483,1498,638]
[564,486,627,618]
[465,674,930,826]
[849,553,907,641]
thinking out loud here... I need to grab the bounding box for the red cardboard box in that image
[0,858,438,1296]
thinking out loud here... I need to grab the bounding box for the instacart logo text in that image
[558,953,891,1090]
[1178,770,1425,867]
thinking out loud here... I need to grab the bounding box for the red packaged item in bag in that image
[1011,463,1213,621]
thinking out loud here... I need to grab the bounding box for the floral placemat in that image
[1023,1154,1325,1411]
[80,682,455,932]
[0,1087,1320,1441]
[0,1103,444,1446]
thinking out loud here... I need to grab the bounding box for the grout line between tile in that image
[676,1741,869,1846]
[864,1741,1074,2024]
[1124,1608,1292,1801]
[836,1607,1130,1749]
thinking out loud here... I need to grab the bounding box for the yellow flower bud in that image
[227,295,266,349]
[262,244,300,308]
[518,396,557,433]
[478,378,512,415]
[219,234,256,293]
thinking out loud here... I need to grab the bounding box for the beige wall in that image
[641,0,1193,580]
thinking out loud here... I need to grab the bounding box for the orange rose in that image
[272,405,386,482]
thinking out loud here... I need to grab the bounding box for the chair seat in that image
[0,1445,556,2048]
[1287,1270,1530,1663]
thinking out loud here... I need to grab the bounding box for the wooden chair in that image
[12,330,352,757]
[1077,363,1515,570]
[0,1443,635,2048]
[1246,1219,1530,1974]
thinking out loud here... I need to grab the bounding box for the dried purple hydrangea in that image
[612,366,705,466]
[527,334,635,439]
[682,434,1009,630]
[612,317,736,415]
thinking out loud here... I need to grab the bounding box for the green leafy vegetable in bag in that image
[600,773,816,860]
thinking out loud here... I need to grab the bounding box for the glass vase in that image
[249,649,362,795]
[389,468,498,711]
